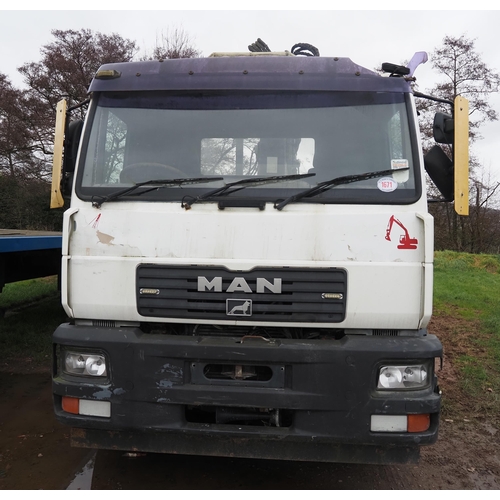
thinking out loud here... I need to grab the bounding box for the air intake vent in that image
[373,329,399,336]
[136,265,347,323]
[92,320,116,328]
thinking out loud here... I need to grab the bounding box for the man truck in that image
[50,45,469,464]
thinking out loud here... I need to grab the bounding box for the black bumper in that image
[53,324,442,464]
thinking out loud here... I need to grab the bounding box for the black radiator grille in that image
[136,265,347,323]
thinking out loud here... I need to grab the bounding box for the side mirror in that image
[433,112,454,144]
[64,120,84,173]
[62,119,84,198]
[424,145,454,201]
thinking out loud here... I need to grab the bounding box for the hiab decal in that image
[385,215,418,250]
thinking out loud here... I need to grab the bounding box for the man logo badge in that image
[226,299,252,316]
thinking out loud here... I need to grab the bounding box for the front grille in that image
[136,265,346,323]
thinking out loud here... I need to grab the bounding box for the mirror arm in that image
[67,98,90,113]
[413,91,454,107]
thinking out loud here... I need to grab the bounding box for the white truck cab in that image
[50,49,468,464]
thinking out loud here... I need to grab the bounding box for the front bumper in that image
[53,323,442,464]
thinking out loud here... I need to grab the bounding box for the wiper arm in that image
[181,173,315,210]
[91,177,223,209]
[274,168,409,211]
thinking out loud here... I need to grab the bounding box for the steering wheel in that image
[120,163,186,183]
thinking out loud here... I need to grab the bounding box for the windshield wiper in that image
[274,168,409,211]
[181,173,315,210]
[91,177,223,208]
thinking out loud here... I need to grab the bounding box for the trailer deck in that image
[0,229,62,292]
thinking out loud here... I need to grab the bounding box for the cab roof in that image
[88,55,411,94]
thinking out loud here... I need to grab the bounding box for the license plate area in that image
[185,405,293,427]
[190,362,286,388]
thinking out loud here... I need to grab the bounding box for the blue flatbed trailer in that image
[0,229,62,292]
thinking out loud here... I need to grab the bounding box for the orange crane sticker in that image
[385,215,418,250]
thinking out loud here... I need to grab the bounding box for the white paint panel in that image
[65,202,430,330]
[68,203,427,262]
[68,257,423,329]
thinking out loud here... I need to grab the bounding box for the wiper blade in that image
[274,168,409,211]
[91,177,223,208]
[181,173,315,209]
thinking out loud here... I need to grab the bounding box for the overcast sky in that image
[1,6,499,180]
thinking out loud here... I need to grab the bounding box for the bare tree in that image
[19,29,137,113]
[0,29,138,230]
[145,27,202,60]
[418,35,500,253]
[469,175,500,253]
[14,29,137,180]
[432,35,499,141]
[0,73,38,179]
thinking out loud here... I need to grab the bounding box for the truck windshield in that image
[77,91,420,205]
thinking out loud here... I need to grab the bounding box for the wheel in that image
[120,163,186,183]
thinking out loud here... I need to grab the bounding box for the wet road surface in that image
[89,450,409,489]
[2,371,499,490]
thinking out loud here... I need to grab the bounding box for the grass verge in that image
[0,276,66,370]
[433,251,500,421]
[0,276,59,312]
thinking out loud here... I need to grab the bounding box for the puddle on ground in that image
[66,452,96,490]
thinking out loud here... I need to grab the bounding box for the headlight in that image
[377,363,429,389]
[64,351,107,377]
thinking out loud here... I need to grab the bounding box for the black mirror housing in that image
[433,112,454,144]
[62,119,84,198]
[63,120,84,174]
[424,145,454,201]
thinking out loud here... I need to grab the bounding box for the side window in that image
[82,109,127,186]
[103,111,127,184]
[388,111,403,159]
[388,110,411,184]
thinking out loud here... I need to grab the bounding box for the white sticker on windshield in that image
[391,159,408,170]
[391,159,409,183]
[378,177,398,192]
